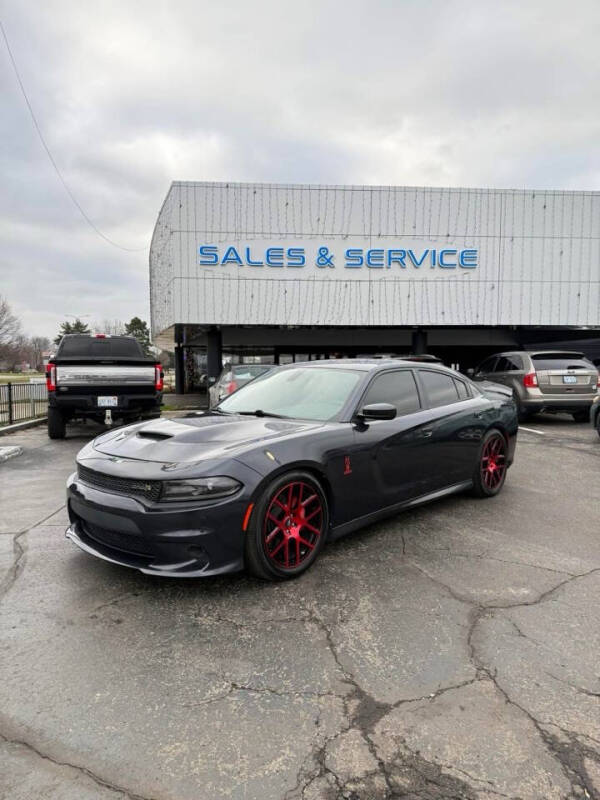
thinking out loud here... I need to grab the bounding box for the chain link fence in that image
[0,382,47,426]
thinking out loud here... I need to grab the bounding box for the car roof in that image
[282,358,455,374]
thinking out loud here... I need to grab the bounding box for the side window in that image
[505,355,522,371]
[495,357,510,372]
[361,371,421,416]
[454,378,470,400]
[419,370,460,408]
[476,357,497,375]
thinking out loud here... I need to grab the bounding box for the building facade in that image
[150,182,600,390]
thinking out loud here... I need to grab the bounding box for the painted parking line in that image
[518,426,546,436]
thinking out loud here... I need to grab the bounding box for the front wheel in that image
[245,471,328,581]
[471,429,508,498]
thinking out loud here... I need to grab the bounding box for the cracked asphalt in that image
[1,415,599,800]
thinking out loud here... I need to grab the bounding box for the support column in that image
[411,329,428,355]
[207,327,223,382]
[174,324,185,394]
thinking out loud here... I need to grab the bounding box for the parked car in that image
[45,334,163,439]
[208,363,275,407]
[66,359,517,580]
[469,350,599,422]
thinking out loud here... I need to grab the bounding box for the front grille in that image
[78,464,162,502]
[83,521,154,557]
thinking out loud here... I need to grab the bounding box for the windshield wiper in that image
[236,409,289,419]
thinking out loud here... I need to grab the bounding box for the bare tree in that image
[91,319,126,335]
[0,296,21,348]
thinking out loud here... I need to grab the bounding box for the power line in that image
[0,18,147,253]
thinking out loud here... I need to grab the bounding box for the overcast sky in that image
[2,0,599,340]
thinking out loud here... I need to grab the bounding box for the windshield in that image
[217,367,362,421]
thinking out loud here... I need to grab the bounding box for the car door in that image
[414,369,489,490]
[348,369,436,515]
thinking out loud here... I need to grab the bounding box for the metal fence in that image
[0,382,48,426]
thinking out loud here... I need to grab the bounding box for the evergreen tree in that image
[124,317,152,356]
[54,318,90,345]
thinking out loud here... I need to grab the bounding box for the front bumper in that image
[66,474,249,577]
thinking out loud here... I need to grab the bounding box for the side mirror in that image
[466,368,475,378]
[358,403,397,421]
[208,376,217,386]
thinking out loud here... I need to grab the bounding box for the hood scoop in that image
[136,430,173,441]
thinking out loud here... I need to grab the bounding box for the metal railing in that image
[0,382,48,426]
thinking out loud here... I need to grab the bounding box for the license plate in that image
[563,375,577,384]
[98,396,118,407]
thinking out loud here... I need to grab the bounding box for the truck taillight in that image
[46,365,57,392]
[154,364,164,391]
[227,381,238,394]
[523,372,538,388]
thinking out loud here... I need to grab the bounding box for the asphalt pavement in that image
[1,415,599,800]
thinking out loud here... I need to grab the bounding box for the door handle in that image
[422,428,434,438]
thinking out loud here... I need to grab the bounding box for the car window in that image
[531,354,593,370]
[57,336,144,358]
[419,370,460,408]
[454,379,470,400]
[476,357,497,374]
[507,355,523,370]
[218,367,362,421]
[361,371,421,416]
[232,365,272,380]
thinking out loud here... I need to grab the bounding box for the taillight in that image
[154,364,164,391]
[46,364,57,392]
[226,381,238,394]
[523,372,538,388]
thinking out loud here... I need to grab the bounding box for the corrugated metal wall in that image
[149,182,600,337]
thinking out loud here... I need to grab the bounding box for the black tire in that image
[572,410,589,423]
[471,428,508,498]
[47,407,66,439]
[596,414,600,439]
[245,470,328,581]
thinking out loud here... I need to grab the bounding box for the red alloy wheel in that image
[262,481,324,570]
[480,433,507,491]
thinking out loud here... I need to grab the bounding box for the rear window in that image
[57,336,144,359]
[531,354,592,370]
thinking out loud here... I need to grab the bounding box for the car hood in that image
[92,413,323,464]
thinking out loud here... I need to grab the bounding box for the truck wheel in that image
[47,407,66,439]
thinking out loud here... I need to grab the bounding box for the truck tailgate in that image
[56,365,155,386]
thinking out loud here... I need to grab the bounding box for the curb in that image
[0,417,47,437]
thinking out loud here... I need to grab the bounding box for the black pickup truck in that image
[45,334,163,439]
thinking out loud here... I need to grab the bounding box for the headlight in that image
[160,476,242,502]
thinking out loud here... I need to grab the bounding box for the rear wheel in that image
[47,407,66,439]
[245,471,328,580]
[572,410,589,423]
[471,429,508,497]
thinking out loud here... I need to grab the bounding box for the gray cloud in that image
[1,0,599,338]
